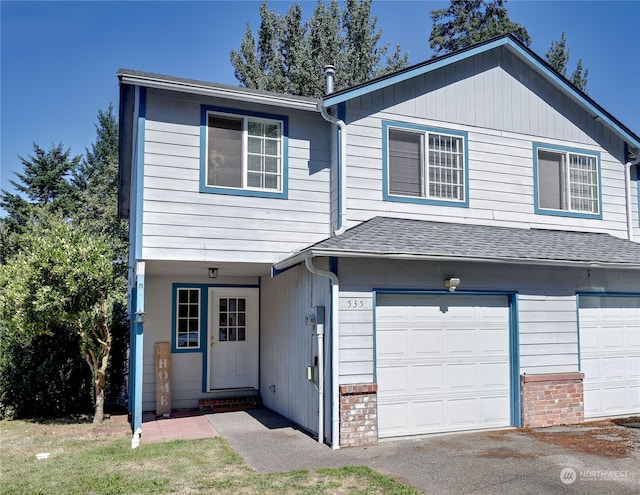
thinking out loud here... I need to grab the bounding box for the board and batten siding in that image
[341,45,631,239]
[140,88,332,263]
[260,263,331,436]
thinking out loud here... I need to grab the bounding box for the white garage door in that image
[579,296,640,419]
[376,294,511,438]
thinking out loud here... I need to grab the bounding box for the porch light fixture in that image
[444,277,460,292]
[134,311,145,324]
[208,267,219,279]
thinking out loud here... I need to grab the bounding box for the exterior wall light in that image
[134,311,145,324]
[208,267,219,278]
[444,277,461,292]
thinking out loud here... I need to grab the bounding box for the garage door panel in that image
[481,363,510,387]
[414,365,444,392]
[414,330,444,356]
[448,330,476,354]
[376,294,511,437]
[579,296,640,418]
[446,364,476,390]
[378,366,409,394]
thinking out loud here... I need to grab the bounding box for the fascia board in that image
[273,248,640,271]
[118,74,319,112]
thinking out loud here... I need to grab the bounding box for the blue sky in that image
[2,0,639,199]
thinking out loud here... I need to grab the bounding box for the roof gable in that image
[323,35,640,151]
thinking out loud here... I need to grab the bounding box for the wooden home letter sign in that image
[155,342,171,416]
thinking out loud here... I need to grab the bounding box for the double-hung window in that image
[384,121,468,206]
[201,106,287,198]
[534,143,601,218]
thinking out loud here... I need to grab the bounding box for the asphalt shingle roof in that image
[301,217,640,267]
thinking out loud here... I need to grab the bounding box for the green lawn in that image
[0,417,421,495]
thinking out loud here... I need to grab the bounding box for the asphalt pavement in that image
[207,407,640,495]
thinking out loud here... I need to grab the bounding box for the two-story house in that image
[118,35,640,449]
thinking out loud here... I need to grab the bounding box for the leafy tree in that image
[545,32,589,92]
[0,107,128,421]
[429,0,530,56]
[0,213,120,423]
[230,0,408,97]
[73,105,129,402]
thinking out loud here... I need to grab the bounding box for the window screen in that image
[389,129,423,196]
[207,115,243,188]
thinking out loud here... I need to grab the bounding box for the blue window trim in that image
[382,120,470,208]
[372,289,520,428]
[199,105,288,199]
[532,142,602,220]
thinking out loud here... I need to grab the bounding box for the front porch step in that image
[199,396,262,413]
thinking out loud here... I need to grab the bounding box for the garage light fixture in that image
[208,267,219,279]
[444,277,460,292]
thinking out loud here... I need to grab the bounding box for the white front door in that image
[208,288,259,390]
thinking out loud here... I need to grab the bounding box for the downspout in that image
[319,65,348,236]
[625,158,639,241]
[304,256,341,450]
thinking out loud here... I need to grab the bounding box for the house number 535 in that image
[346,299,364,309]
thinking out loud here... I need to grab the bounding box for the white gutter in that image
[276,249,640,272]
[118,73,319,112]
[304,257,341,450]
[319,103,347,236]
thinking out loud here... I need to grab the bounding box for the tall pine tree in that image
[546,32,589,92]
[429,0,530,56]
[230,0,408,97]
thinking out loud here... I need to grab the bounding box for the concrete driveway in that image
[207,408,640,494]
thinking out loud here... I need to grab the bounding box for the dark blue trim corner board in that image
[199,105,289,199]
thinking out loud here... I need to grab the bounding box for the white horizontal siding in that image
[518,295,579,375]
[343,44,629,238]
[140,88,331,263]
[337,292,374,384]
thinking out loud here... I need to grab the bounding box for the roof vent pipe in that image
[324,65,336,95]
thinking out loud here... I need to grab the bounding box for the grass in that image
[0,417,421,495]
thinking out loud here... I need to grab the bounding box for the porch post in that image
[131,261,145,448]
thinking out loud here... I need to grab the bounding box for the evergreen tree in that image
[545,32,589,93]
[569,58,589,93]
[429,0,530,56]
[0,143,80,262]
[308,0,342,96]
[230,0,408,97]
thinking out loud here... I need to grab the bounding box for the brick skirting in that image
[520,372,585,427]
[339,383,378,447]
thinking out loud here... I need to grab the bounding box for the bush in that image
[0,325,92,419]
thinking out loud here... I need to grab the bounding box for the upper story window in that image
[200,106,288,199]
[383,121,469,207]
[534,143,601,219]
